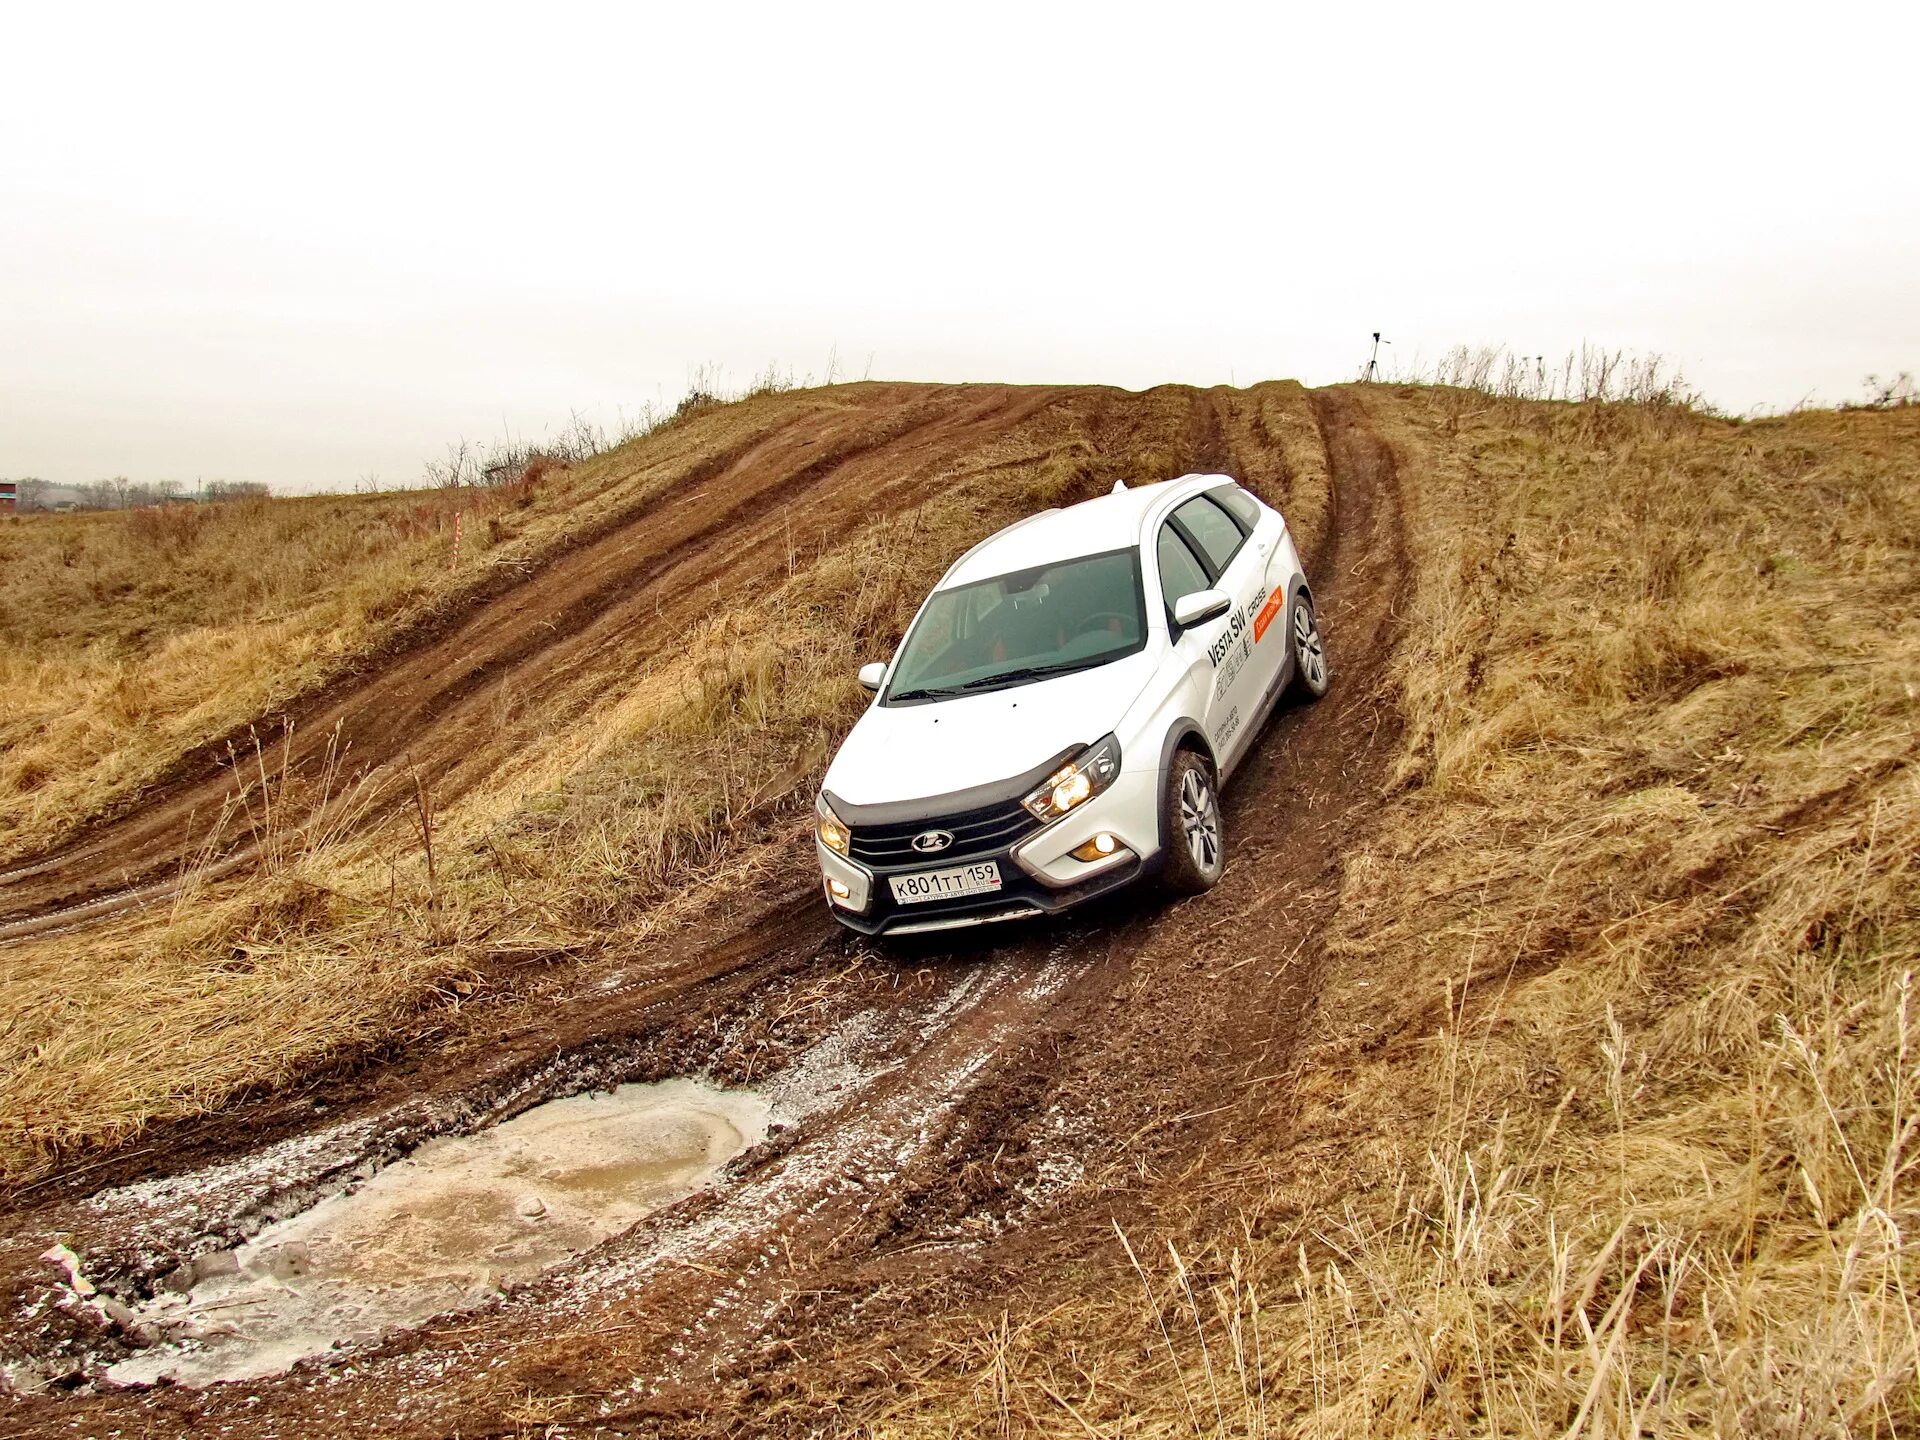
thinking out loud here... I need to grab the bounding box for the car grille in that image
[847,796,1041,867]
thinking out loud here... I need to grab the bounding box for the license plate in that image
[889,860,1002,905]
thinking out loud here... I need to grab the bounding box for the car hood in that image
[824,651,1156,809]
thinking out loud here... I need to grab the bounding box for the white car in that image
[814,473,1328,936]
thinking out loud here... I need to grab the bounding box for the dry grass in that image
[0,382,1327,1185]
[845,392,1920,1435]
[16,374,1905,1435]
[0,488,500,860]
[1251,384,1332,557]
[0,389,830,864]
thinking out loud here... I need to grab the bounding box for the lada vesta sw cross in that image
[814,474,1328,936]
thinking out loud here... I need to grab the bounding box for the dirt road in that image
[0,384,1069,939]
[0,385,1410,1436]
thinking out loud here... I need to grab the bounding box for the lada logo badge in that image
[912,830,954,853]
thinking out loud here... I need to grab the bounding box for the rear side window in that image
[1156,525,1211,613]
[1172,495,1248,575]
[1212,485,1262,531]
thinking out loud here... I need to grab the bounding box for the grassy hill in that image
[0,380,1332,1180]
[1,379,1915,1434]
[839,388,1920,1436]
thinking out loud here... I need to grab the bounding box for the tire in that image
[1161,749,1226,895]
[1290,594,1330,701]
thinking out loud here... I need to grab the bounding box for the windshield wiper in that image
[891,659,1111,703]
[952,659,1105,692]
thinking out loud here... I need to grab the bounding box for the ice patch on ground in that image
[92,1110,389,1220]
[106,1078,767,1388]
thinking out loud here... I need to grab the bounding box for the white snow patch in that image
[106,1079,767,1388]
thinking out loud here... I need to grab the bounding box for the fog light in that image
[827,878,851,900]
[1070,833,1126,862]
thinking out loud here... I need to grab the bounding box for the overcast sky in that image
[4,1,1916,493]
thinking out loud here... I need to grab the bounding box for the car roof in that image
[941,473,1235,588]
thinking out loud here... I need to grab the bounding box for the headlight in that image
[815,794,850,856]
[1022,735,1122,822]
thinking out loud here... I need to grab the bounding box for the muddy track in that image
[0,385,1413,1435]
[0,385,1072,939]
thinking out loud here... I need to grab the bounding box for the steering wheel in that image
[1071,611,1131,637]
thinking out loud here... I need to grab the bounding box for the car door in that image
[1210,482,1296,698]
[1167,492,1270,768]
[1153,518,1233,747]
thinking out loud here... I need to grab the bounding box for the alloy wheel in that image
[1179,767,1221,874]
[1294,603,1327,690]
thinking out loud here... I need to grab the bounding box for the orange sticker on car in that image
[1252,586,1286,642]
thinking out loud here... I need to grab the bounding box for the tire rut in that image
[0,387,1067,936]
[0,384,1415,1438]
[480,383,1420,1430]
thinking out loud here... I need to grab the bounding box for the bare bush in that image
[1854,371,1918,409]
[415,382,754,495]
[1394,341,1704,409]
[126,502,209,553]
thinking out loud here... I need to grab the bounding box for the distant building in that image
[0,481,15,513]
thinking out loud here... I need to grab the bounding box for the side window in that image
[1156,524,1212,615]
[1173,495,1247,575]
[1212,485,1262,531]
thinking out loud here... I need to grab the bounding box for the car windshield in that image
[885,548,1146,703]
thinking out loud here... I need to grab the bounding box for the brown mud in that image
[0,384,1412,1437]
[0,384,1068,939]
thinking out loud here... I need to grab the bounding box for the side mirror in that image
[1172,588,1231,628]
[857,661,887,692]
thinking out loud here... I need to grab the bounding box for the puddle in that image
[107,1078,769,1387]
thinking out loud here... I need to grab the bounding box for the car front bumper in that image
[818,768,1160,936]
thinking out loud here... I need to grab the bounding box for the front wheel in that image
[1290,595,1330,701]
[1161,750,1225,895]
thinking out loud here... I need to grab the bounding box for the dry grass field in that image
[0,392,801,864]
[0,476,517,858]
[844,391,1920,1434]
[0,381,1318,1185]
[2,378,1915,1436]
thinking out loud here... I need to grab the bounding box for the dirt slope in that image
[0,385,1078,938]
[0,381,1411,1434]
[10,383,1905,1436]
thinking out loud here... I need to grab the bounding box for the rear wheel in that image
[1290,595,1330,700]
[1161,750,1225,895]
